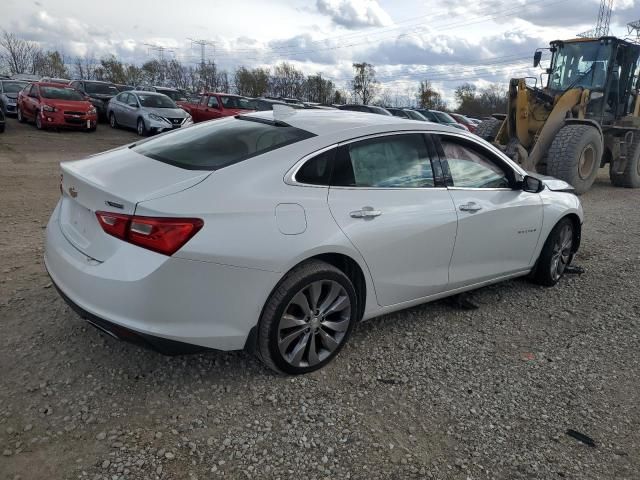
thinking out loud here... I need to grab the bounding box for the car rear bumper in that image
[44,200,279,352]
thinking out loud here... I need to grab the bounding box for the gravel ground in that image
[0,117,639,480]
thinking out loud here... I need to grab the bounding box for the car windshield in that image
[85,83,118,95]
[220,95,253,109]
[369,106,392,116]
[548,40,612,91]
[432,111,456,123]
[157,89,187,101]
[2,81,28,93]
[137,94,177,108]
[133,117,315,170]
[406,110,427,121]
[40,86,85,101]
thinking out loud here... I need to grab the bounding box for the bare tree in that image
[351,62,378,105]
[233,67,270,97]
[73,54,97,80]
[0,31,40,74]
[269,62,305,98]
[416,80,446,110]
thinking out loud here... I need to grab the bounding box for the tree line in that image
[0,31,507,116]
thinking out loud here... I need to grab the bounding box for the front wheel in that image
[35,114,43,130]
[257,260,357,375]
[109,113,118,129]
[547,124,602,195]
[531,218,575,287]
[137,118,148,137]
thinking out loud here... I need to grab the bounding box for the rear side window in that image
[332,134,435,188]
[296,148,335,185]
[133,117,316,170]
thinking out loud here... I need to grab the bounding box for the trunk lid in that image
[59,146,210,261]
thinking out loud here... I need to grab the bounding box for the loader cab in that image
[545,37,640,124]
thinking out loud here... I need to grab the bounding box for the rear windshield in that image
[2,81,28,93]
[138,94,177,108]
[132,116,316,170]
[40,87,85,101]
[432,111,456,123]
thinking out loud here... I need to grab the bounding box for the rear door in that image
[327,132,458,306]
[433,133,543,287]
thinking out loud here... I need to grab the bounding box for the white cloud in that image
[316,0,392,29]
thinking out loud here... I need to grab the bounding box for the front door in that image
[328,133,458,307]
[433,134,544,288]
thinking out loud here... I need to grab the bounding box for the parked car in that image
[385,108,428,121]
[40,77,71,85]
[10,74,40,82]
[69,80,119,120]
[337,104,392,116]
[114,84,135,92]
[17,82,97,131]
[45,109,583,374]
[107,90,192,136]
[0,108,5,133]
[180,93,254,122]
[450,113,477,133]
[0,79,29,115]
[417,109,469,130]
[250,97,301,111]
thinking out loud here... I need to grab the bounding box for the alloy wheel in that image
[550,223,573,281]
[277,280,351,368]
[137,120,144,136]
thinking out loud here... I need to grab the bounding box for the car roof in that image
[34,82,76,88]
[130,90,166,96]
[243,109,466,136]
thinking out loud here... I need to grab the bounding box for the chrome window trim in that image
[447,187,515,192]
[284,143,338,188]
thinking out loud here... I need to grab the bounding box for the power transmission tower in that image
[188,38,215,68]
[628,19,640,40]
[577,0,614,38]
[144,43,175,85]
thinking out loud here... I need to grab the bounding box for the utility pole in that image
[187,39,215,91]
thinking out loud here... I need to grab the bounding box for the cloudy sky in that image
[2,0,640,103]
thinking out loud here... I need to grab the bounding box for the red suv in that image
[17,82,98,131]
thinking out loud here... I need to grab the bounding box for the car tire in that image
[17,107,26,123]
[547,124,602,195]
[0,124,4,133]
[257,260,357,375]
[609,134,640,188]
[109,113,118,129]
[137,118,148,137]
[35,114,43,130]
[531,218,575,287]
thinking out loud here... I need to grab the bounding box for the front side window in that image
[133,117,316,170]
[207,96,219,108]
[440,137,511,188]
[84,83,118,95]
[332,134,435,188]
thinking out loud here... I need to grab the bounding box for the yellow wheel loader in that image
[477,36,640,194]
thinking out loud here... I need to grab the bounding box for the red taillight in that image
[95,211,203,256]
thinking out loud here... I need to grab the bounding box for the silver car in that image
[0,80,29,115]
[107,91,193,136]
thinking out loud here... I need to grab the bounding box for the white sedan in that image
[45,108,583,374]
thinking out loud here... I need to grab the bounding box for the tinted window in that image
[220,95,253,109]
[432,111,456,123]
[333,134,434,188]
[207,96,219,108]
[133,117,316,170]
[296,148,335,185]
[84,83,118,95]
[388,109,408,118]
[406,110,427,121]
[441,138,510,188]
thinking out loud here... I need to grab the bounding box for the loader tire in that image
[609,135,640,188]
[547,124,602,195]
[475,118,503,142]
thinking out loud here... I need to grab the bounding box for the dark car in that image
[114,84,135,92]
[69,80,119,120]
[0,108,5,133]
[249,97,295,111]
[416,109,468,131]
[337,104,392,116]
[0,80,29,115]
[136,86,188,103]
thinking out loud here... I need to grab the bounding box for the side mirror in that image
[522,175,544,193]
[533,51,542,68]
[128,102,138,108]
